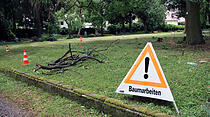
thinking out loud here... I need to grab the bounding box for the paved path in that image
[0,94,33,117]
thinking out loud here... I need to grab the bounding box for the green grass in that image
[0,73,109,116]
[0,32,209,116]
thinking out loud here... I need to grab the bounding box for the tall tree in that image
[42,0,62,36]
[106,0,137,33]
[185,1,205,44]
[56,0,89,38]
[200,0,210,28]
[166,0,207,44]
[85,0,108,35]
[134,0,166,32]
[56,8,83,38]
[28,0,42,37]
[0,0,18,41]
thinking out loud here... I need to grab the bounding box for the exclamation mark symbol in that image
[144,57,150,79]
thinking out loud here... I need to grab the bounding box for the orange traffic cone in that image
[80,36,82,42]
[6,45,10,53]
[22,50,29,65]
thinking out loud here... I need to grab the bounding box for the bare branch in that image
[34,40,118,74]
[95,39,120,52]
[69,43,73,57]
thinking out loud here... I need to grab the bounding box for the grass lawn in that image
[0,73,109,116]
[0,32,209,116]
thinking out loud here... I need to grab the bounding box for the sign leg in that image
[173,101,180,114]
[113,92,117,98]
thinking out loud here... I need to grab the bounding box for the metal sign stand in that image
[173,101,180,114]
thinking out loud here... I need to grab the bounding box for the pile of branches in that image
[33,40,119,75]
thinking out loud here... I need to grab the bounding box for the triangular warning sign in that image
[115,42,175,102]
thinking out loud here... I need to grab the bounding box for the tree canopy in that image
[0,0,209,45]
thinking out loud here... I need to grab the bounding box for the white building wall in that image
[58,20,68,28]
[165,20,178,25]
[84,22,93,28]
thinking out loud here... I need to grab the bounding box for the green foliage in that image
[1,0,209,41]
[107,22,144,34]
[166,0,186,18]
[7,30,16,41]
[200,0,210,28]
[105,0,166,32]
[134,0,166,31]
[84,0,107,30]
[106,0,133,23]
[160,24,185,32]
[0,21,16,41]
[59,27,69,35]
[0,4,16,41]
[131,22,144,32]
[43,20,60,36]
[107,24,121,34]
[39,34,49,42]
[167,0,209,29]
[38,34,61,42]
[56,8,84,35]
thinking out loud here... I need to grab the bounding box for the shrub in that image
[80,28,95,35]
[107,24,121,34]
[43,21,60,35]
[31,36,39,42]
[39,34,57,42]
[33,34,60,42]
[59,27,69,35]
[107,22,144,34]
[7,30,16,41]
[39,34,48,42]
[107,23,185,34]
[160,24,184,32]
[15,29,37,38]
[132,22,144,32]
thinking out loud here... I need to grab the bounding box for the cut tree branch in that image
[33,40,119,74]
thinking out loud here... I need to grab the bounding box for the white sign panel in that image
[115,42,175,102]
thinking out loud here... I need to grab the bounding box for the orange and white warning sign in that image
[115,42,175,102]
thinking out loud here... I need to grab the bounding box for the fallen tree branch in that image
[95,39,120,52]
[33,40,119,75]
[36,55,104,71]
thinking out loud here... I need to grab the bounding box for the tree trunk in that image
[100,22,104,36]
[209,14,210,24]
[95,29,98,36]
[202,7,207,28]
[144,24,148,32]
[207,1,210,24]
[65,19,71,38]
[184,1,189,34]
[208,0,210,25]
[67,24,71,38]
[121,21,125,34]
[77,28,81,37]
[34,4,42,38]
[184,17,187,34]
[186,1,205,45]
[129,12,132,32]
[35,12,41,37]
[142,20,148,32]
[12,13,16,34]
